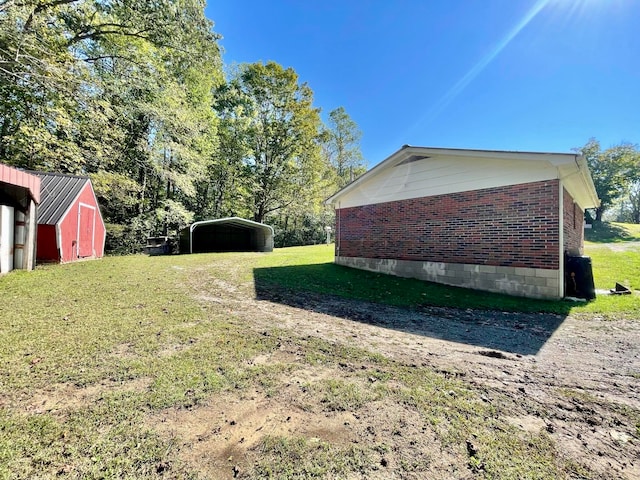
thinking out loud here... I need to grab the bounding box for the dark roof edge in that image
[28,170,91,180]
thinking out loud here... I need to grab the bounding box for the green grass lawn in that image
[585,244,640,289]
[250,243,639,317]
[0,232,638,478]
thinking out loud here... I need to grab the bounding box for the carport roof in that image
[190,217,274,234]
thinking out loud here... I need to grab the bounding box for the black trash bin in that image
[564,255,596,300]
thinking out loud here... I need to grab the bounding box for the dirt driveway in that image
[184,279,640,479]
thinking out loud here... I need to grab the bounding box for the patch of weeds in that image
[250,435,371,478]
[302,336,390,368]
[467,429,569,480]
[392,365,491,427]
[147,362,226,409]
[248,363,296,395]
[563,460,595,479]
[558,387,599,404]
[313,378,382,412]
[399,456,433,472]
[0,398,195,479]
[304,350,328,366]
[143,326,286,409]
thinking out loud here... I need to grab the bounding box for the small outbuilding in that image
[179,217,274,254]
[325,146,600,300]
[0,164,40,273]
[34,172,106,263]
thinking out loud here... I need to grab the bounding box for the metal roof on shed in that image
[31,172,90,225]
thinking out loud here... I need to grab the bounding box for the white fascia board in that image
[325,146,413,206]
[557,155,600,210]
[404,146,577,165]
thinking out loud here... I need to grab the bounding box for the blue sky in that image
[206,0,640,167]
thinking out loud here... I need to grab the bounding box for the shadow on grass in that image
[586,222,638,243]
[253,263,572,356]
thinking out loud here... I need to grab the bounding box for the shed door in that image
[77,203,95,258]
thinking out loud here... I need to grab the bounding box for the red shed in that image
[34,172,106,263]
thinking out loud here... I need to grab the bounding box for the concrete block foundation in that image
[335,256,562,300]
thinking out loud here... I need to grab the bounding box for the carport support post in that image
[190,224,194,254]
[24,199,37,270]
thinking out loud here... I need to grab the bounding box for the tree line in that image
[0,0,365,252]
[2,2,638,255]
[578,139,640,224]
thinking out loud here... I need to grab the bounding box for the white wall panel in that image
[0,205,15,273]
[338,156,559,208]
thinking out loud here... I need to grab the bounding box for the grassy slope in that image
[583,222,640,314]
[585,221,640,243]
[585,245,640,289]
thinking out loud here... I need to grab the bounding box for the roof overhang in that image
[190,217,274,235]
[557,154,600,210]
[325,145,600,210]
[0,164,41,206]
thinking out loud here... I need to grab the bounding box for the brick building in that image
[325,146,600,299]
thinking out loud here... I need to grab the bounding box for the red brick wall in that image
[563,187,584,255]
[336,180,561,269]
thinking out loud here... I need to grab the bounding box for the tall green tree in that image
[628,182,640,224]
[1,0,223,250]
[578,138,640,222]
[230,61,325,224]
[321,106,366,188]
[1,0,214,169]
[193,77,254,220]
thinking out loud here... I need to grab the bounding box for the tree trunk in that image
[139,168,146,214]
[595,207,604,222]
[254,204,265,224]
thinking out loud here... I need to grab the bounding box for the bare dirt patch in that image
[20,377,152,416]
[152,389,357,478]
[177,282,640,479]
[151,365,460,480]
[596,241,640,252]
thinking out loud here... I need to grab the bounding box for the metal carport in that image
[179,217,274,253]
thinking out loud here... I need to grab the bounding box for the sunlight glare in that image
[407,0,552,136]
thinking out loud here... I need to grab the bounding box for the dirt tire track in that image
[196,282,640,479]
